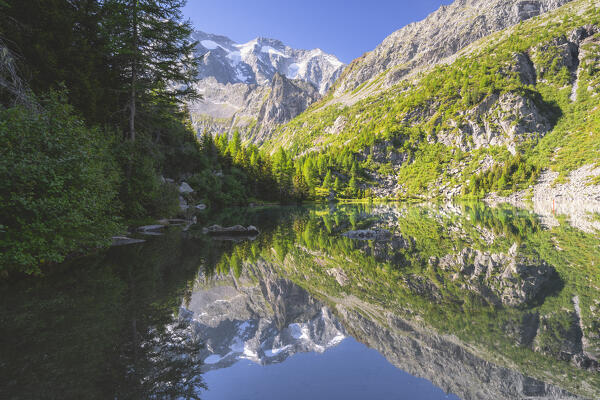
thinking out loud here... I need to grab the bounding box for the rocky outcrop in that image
[486,164,600,232]
[342,228,392,241]
[253,73,320,143]
[436,244,556,306]
[331,0,574,103]
[437,92,553,155]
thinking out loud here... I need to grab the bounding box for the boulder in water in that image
[203,225,260,236]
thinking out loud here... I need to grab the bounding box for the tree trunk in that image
[129,0,138,141]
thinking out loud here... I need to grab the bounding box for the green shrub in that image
[0,94,121,274]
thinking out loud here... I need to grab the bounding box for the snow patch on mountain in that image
[192,30,345,94]
[200,40,221,50]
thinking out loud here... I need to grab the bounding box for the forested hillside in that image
[0,1,299,274]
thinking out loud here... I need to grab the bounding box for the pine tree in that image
[101,0,199,140]
[302,158,318,188]
[334,176,342,192]
[349,175,358,197]
[322,170,332,188]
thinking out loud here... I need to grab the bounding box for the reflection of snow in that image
[289,323,310,340]
[237,321,251,335]
[265,345,292,357]
[204,354,223,364]
[230,336,244,353]
[242,343,258,359]
[195,307,346,369]
[328,334,346,347]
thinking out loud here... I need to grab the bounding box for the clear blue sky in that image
[183,0,454,63]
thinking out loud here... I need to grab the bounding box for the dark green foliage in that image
[0,93,120,274]
[115,139,180,220]
[0,232,208,398]
[101,0,199,139]
[0,0,111,123]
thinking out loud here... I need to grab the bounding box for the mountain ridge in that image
[328,0,575,105]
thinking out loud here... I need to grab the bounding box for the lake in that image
[1,203,599,399]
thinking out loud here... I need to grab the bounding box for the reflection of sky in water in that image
[202,337,460,400]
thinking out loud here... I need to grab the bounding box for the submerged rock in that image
[111,236,146,246]
[342,229,392,241]
[203,225,260,236]
[137,225,165,236]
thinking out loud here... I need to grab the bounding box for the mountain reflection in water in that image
[1,203,599,399]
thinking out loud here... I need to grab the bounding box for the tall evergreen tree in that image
[101,0,199,140]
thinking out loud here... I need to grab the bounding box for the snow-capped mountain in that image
[193,31,344,94]
[187,31,345,144]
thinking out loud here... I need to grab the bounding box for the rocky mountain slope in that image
[187,31,344,144]
[182,261,346,371]
[330,0,574,104]
[266,0,600,203]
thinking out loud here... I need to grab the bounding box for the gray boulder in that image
[203,225,260,236]
[179,182,194,194]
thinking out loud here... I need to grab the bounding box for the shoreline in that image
[485,165,600,233]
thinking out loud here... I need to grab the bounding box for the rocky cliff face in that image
[436,244,557,307]
[254,73,320,143]
[187,31,344,144]
[337,306,584,400]
[331,0,574,103]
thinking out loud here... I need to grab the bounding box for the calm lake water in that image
[1,203,599,399]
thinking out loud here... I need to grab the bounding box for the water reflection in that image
[0,233,208,399]
[190,202,599,399]
[1,203,599,399]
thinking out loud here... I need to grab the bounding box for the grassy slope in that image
[265,0,600,198]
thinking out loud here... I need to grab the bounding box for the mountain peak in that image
[193,30,345,93]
